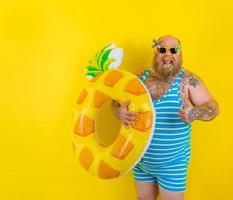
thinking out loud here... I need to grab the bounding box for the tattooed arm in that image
[179,71,220,123]
[188,100,219,122]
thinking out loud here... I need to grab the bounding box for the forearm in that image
[189,100,219,121]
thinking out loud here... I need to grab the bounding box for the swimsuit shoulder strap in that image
[139,67,152,83]
[178,67,185,78]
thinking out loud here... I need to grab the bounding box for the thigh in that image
[133,164,159,199]
[159,187,184,200]
[156,158,188,200]
[134,181,159,200]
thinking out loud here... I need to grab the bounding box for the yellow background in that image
[0,0,232,199]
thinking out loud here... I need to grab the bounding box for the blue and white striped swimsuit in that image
[133,67,192,192]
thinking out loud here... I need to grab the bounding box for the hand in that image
[115,100,140,128]
[178,99,196,123]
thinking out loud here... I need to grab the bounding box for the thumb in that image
[122,100,131,108]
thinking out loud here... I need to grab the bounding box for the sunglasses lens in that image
[159,47,166,53]
[170,48,177,54]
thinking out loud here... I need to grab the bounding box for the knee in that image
[159,189,184,200]
[137,193,157,200]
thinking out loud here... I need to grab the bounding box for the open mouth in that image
[163,60,173,64]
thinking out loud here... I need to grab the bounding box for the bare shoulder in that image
[180,69,207,103]
[181,69,204,90]
[135,68,147,78]
[181,69,216,106]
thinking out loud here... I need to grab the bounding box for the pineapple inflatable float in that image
[72,44,155,179]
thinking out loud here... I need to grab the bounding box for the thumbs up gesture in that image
[178,99,196,123]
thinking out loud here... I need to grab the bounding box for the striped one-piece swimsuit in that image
[133,67,192,192]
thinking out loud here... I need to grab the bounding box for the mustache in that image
[156,63,181,78]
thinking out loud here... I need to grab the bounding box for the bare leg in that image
[159,187,184,200]
[134,181,159,200]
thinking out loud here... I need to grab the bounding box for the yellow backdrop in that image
[0,0,232,199]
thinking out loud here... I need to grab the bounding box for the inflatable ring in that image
[72,44,155,179]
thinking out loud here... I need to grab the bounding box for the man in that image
[112,35,219,200]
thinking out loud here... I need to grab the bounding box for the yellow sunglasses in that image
[156,45,182,54]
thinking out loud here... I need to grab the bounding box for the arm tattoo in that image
[181,75,187,93]
[180,71,192,94]
[188,77,199,88]
[189,104,217,122]
[189,109,202,121]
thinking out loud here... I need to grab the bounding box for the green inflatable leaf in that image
[86,44,114,72]
[99,49,112,71]
[96,49,105,69]
[103,58,116,71]
[86,66,101,72]
[102,43,112,50]
[84,43,121,80]
[85,71,102,77]
[88,49,105,70]
[88,57,98,69]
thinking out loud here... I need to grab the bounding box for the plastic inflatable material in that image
[72,44,155,179]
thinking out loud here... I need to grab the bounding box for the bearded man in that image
[112,35,219,200]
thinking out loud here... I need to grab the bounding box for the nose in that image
[164,50,171,56]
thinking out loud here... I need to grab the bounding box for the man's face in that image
[153,37,182,79]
